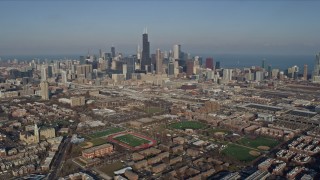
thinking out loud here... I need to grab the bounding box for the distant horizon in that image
[1,1,320,56]
[0,52,317,60]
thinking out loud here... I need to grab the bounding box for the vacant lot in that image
[238,136,279,149]
[98,161,124,177]
[222,144,257,162]
[169,121,207,130]
[114,134,150,147]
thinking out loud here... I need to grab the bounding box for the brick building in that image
[82,144,113,159]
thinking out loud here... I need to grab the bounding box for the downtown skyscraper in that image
[141,28,150,72]
[313,53,320,76]
[155,49,162,74]
[312,52,320,83]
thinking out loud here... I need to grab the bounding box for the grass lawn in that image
[88,127,124,139]
[98,161,124,177]
[144,106,163,114]
[169,121,207,130]
[80,138,108,148]
[114,134,150,147]
[90,138,109,146]
[238,136,279,149]
[222,144,256,162]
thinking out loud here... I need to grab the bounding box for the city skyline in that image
[1,1,320,56]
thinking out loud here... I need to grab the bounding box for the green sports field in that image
[88,127,124,139]
[114,134,150,147]
[222,144,256,162]
[238,136,279,149]
[169,121,207,130]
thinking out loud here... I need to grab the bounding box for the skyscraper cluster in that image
[30,28,319,89]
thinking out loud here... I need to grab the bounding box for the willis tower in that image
[141,28,150,72]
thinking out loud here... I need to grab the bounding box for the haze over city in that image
[1,1,320,56]
[1,1,320,180]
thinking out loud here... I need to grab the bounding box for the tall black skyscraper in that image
[111,46,116,58]
[141,28,150,71]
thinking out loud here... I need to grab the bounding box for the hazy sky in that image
[1,0,320,56]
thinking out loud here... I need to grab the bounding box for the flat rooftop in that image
[244,103,283,112]
[286,110,317,117]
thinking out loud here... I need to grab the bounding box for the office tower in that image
[104,53,112,69]
[98,58,107,71]
[223,69,233,82]
[99,49,103,58]
[174,60,179,75]
[30,60,36,69]
[288,65,299,79]
[163,51,168,59]
[56,61,61,70]
[268,65,272,79]
[40,81,49,100]
[183,52,189,62]
[244,68,252,81]
[186,60,194,77]
[122,63,127,76]
[111,46,116,58]
[215,61,221,69]
[124,56,135,78]
[168,61,175,76]
[71,65,76,74]
[111,60,117,70]
[272,69,280,79]
[312,53,320,82]
[151,54,156,66]
[173,44,181,60]
[193,59,200,74]
[255,71,264,81]
[61,70,67,84]
[150,63,155,74]
[198,57,203,66]
[314,53,320,76]
[141,28,150,71]
[262,59,266,69]
[47,65,53,78]
[76,64,93,78]
[303,64,308,80]
[104,52,111,60]
[156,49,162,74]
[41,67,47,82]
[206,57,214,70]
[137,45,141,60]
[169,50,173,59]
[79,56,85,64]
[135,61,141,70]
[93,69,98,79]
[66,60,72,68]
